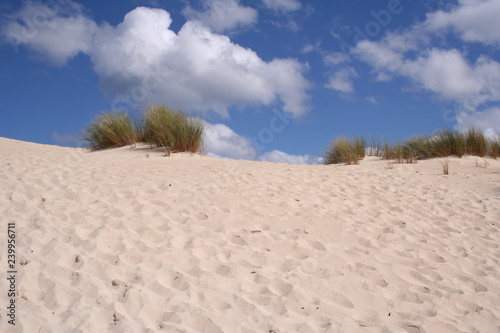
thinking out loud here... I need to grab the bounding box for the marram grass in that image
[83,111,136,150]
[143,104,204,153]
[325,128,498,165]
[83,104,204,153]
[325,136,365,165]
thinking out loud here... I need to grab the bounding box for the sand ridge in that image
[0,137,499,332]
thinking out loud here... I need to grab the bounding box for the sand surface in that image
[0,137,499,332]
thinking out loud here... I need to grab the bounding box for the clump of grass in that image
[474,157,490,168]
[465,128,487,157]
[353,137,366,160]
[83,111,136,150]
[143,104,204,153]
[440,160,449,175]
[488,138,500,159]
[377,128,492,162]
[366,139,388,157]
[430,129,466,158]
[325,136,365,165]
[384,141,419,164]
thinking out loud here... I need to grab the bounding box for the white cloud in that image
[425,0,500,46]
[355,41,500,105]
[367,96,379,105]
[301,41,321,54]
[323,52,349,65]
[350,0,500,134]
[262,0,301,11]
[1,3,310,118]
[326,67,358,93]
[404,50,500,102]
[457,107,500,135]
[259,150,321,164]
[1,2,97,65]
[352,0,500,102]
[354,40,403,72]
[182,0,257,33]
[203,122,321,164]
[203,122,258,160]
[376,72,392,82]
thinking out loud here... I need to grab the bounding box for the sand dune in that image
[0,137,499,332]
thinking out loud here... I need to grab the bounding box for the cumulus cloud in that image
[182,0,257,33]
[259,150,321,165]
[262,0,301,11]
[326,67,358,93]
[351,0,500,134]
[1,2,310,118]
[355,42,500,107]
[457,107,500,136]
[203,122,321,164]
[1,1,97,65]
[354,39,403,72]
[203,122,258,160]
[425,0,500,46]
[323,52,349,65]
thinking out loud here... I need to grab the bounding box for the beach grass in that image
[84,104,204,153]
[325,136,365,165]
[143,104,204,153]
[465,128,487,157]
[489,138,500,159]
[326,128,498,164]
[83,111,136,150]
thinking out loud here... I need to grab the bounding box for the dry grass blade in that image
[440,160,449,175]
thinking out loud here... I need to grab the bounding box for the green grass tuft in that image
[327,128,497,164]
[143,104,204,153]
[83,111,136,150]
[325,136,365,165]
[465,128,487,157]
[488,138,500,159]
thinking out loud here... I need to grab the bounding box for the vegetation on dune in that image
[143,104,204,153]
[465,128,487,157]
[489,138,500,159]
[83,104,204,153]
[324,136,365,165]
[83,111,136,150]
[325,128,499,165]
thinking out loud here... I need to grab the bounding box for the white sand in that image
[0,137,499,332]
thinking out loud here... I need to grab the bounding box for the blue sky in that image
[1,0,499,164]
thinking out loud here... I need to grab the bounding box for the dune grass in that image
[325,136,365,165]
[384,128,493,163]
[83,111,136,150]
[326,128,498,165]
[465,128,487,157]
[143,104,204,153]
[83,104,204,153]
[489,138,500,159]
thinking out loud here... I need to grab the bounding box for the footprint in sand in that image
[169,272,189,292]
[73,254,84,269]
[71,272,81,286]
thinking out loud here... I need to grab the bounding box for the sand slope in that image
[0,137,499,332]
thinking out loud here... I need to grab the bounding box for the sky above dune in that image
[1,0,499,164]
